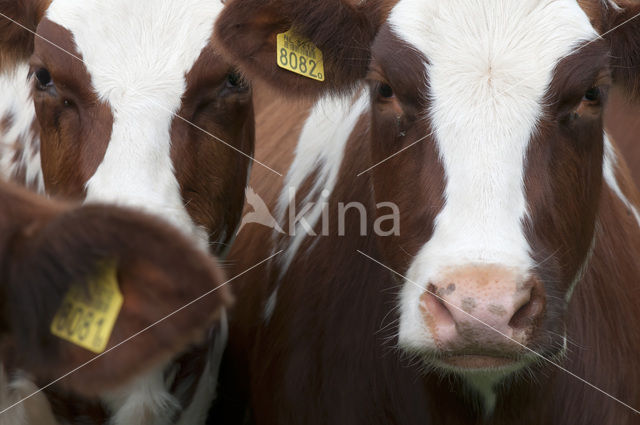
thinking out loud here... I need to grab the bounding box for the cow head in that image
[216,0,640,379]
[0,181,231,398]
[0,0,255,254]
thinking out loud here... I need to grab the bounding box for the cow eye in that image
[34,68,53,90]
[226,71,246,89]
[583,87,601,104]
[378,83,394,99]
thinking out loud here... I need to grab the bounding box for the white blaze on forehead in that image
[46,0,224,247]
[389,0,597,351]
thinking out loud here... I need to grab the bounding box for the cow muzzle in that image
[418,264,546,370]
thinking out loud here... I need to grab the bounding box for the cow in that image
[0,0,259,423]
[211,0,640,423]
[0,180,230,424]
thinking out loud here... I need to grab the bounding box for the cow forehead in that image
[386,1,598,269]
[40,0,225,245]
[45,0,223,109]
[388,0,598,112]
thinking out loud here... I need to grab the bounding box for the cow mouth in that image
[439,354,517,369]
[432,349,527,371]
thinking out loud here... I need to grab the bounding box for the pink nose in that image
[419,265,545,349]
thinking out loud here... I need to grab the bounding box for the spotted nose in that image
[419,265,545,349]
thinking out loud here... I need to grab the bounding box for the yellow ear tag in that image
[276,29,325,81]
[50,265,123,354]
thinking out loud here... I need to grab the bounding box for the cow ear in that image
[0,0,50,73]
[2,204,232,397]
[580,0,640,101]
[214,0,389,98]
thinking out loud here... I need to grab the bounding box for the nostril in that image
[508,280,545,329]
[420,284,455,327]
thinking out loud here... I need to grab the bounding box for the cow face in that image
[2,0,254,253]
[216,0,640,378]
[368,0,612,376]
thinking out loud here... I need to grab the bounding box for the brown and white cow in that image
[212,0,640,423]
[0,180,230,424]
[0,0,256,423]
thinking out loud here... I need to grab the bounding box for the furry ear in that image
[214,0,393,99]
[0,0,50,73]
[579,0,640,100]
[0,183,231,397]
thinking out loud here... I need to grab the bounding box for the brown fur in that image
[608,1,640,100]
[170,44,254,256]
[0,0,50,74]
[0,180,231,398]
[601,0,640,194]
[606,87,640,187]
[32,20,113,199]
[214,0,397,99]
[579,0,640,100]
[208,83,310,422]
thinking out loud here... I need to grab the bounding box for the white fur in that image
[459,358,530,416]
[464,372,502,415]
[603,134,640,227]
[465,356,540,415]
[0,367,58,425]
[46,0,223,250]
[91,314,228,425]
[603,0,623,13]
[275,90,369,275]
[389,0,598,357]
[0,65,44,192]
[565,231,597,304]
[264,91,367,322]
[103,367,180,425]
[176,311,228,425]
[263,287,279,323]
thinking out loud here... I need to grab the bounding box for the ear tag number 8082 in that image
[276,29,325,82]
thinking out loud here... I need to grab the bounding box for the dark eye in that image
[378,83,394,99]
[226,71,246,89]
[34,68,53,90]
[583,87,601,104]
